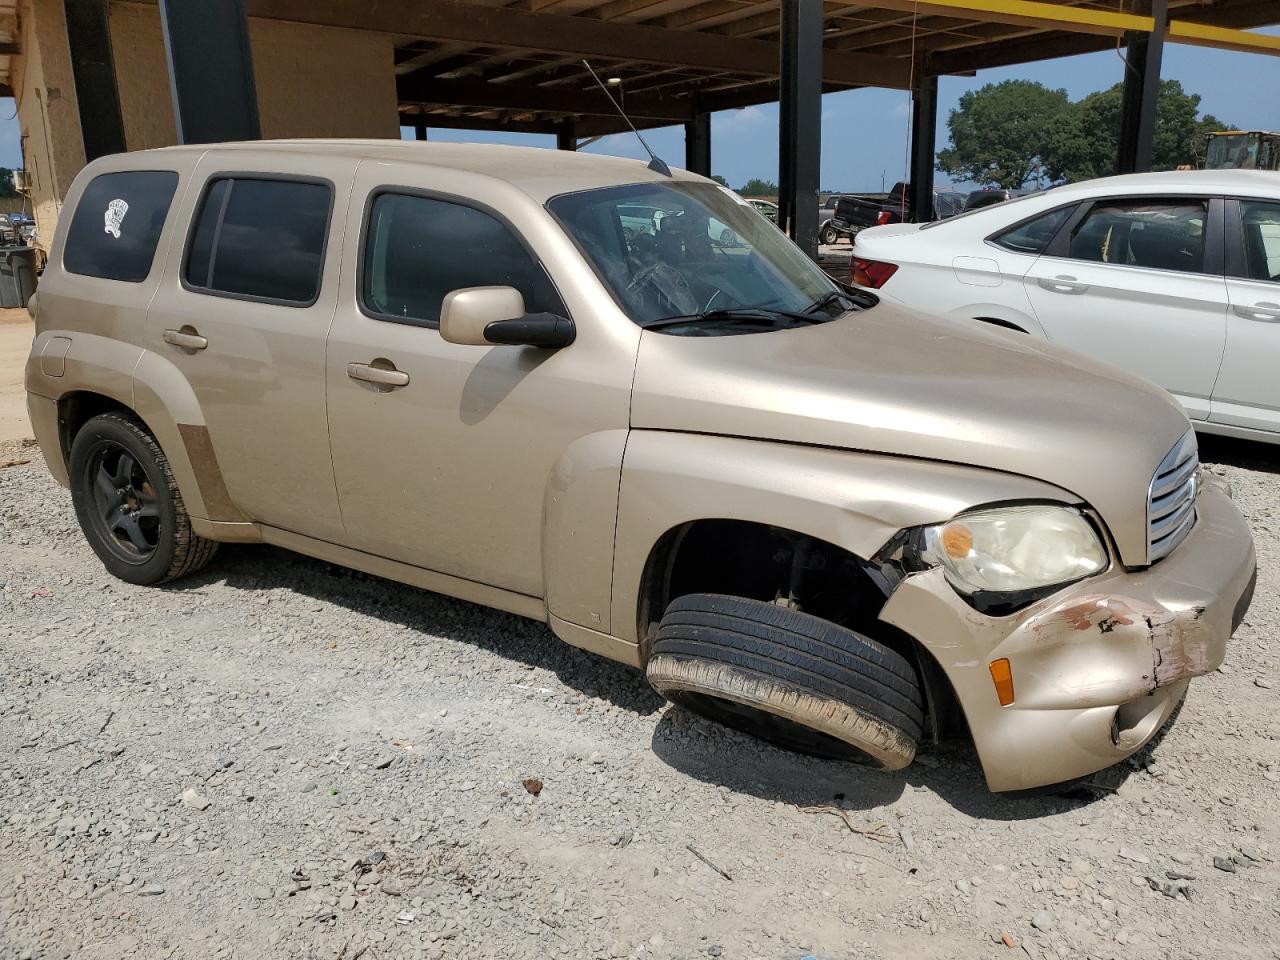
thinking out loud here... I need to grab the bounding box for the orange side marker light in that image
[989,658,1015,706]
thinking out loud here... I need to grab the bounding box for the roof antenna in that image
[582,59,671,177]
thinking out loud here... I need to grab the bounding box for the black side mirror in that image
[484,313,576,349]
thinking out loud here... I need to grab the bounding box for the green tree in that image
[738,178,778,196]
[1045,80,1230,181]
[710,174,730,187]
[936,80,1071,189]
[0,169,16,198]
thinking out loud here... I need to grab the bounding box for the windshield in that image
[548,181,857,333]
[1206,133,1259,170]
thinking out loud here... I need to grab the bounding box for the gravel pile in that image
[2,434,1278,960]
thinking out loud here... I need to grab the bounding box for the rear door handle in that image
[347,361,410,388]
[1233,302,1280,322]
[1037,275,1088,295]
[162,327,208,351]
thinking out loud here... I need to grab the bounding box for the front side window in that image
[991,206,1072,255]
[1238,200,1280,284]
[362,193,564,326]
[1068,199,1207,274]
[184,177,331,304]
[64,170,179,282]
[548,182,852,333]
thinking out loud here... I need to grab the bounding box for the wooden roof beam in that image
[253,0,915,88]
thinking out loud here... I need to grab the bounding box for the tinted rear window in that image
[184,177,331,304]
[63,170,179,282]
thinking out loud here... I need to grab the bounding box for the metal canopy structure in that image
[17,0,1280,255]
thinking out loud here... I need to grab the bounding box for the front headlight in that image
[919,505,1107,607]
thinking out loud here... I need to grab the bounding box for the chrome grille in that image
[1147,430,1199,563]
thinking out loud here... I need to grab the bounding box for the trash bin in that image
[0,245,38,309]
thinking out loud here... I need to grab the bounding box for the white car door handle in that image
[162,327,208,351]
[1037,275,1088,295]
[1233,302,1280,322]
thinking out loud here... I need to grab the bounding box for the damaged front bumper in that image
[879,479,1256,792]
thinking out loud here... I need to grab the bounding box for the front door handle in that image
[347,361,410,388]
[1233,302,1280,322]
[162,327,208,351]
[1037,275,1088,295]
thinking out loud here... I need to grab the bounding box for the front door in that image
[1023,196,1227,421]
[146,153,356,540]
[324,175,635,609]
[1212,198,1280,433]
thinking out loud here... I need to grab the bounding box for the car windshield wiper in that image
[640,307,821,330]
[804,290,857,315]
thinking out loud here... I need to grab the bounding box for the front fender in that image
[610,431,1077,646]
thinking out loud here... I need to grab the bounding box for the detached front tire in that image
[69,412,218,585]
[647,593,923,769]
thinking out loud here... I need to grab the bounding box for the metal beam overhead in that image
[1117,0,1167,175]
[778,0,822,259]
[684,111,711,176]
[64,0,127,161]
[159,0,260,144]
[909,75,938,223]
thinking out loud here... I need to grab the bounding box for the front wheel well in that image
[635,519,964,742]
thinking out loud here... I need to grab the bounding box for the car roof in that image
[125,139,707,203]
[1042,168,1280,199]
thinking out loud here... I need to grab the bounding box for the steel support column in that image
[1117,0,1167,174]
[684,112,711,176]
[909,75,938,223]
[64,0,127,160]
[159,0,260,144]
[778,0,822,257]
[413,117,428,141]
[556,122,577,151]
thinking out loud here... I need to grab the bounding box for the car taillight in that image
[875,210,893,226]
[852,257,898,289]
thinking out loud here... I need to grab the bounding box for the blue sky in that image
[1,24,1274,192]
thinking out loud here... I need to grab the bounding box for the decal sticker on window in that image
[104,198,129,238]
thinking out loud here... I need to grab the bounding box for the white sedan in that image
[849,170,1280,442]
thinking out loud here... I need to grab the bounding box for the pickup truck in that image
[820,183,962,244]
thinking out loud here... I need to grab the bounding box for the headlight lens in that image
[922,505,1106,598]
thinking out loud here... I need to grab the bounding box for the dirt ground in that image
[0,309,33,446]
[2,430,1279,960]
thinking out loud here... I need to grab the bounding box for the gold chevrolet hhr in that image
[26,141,1257,792]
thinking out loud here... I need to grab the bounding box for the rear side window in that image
[184,176,332,305]
[361,192,564,326]
[1068,199,1207,274]
[991,206,1072,255]
[63,170,179,282]
[1238,200,1280,283]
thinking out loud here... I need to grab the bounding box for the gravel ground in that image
[2,434,1278,960]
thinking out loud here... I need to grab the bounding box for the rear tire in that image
[69,412,218,585]
[820,225,840,245]
[646,593,923,769]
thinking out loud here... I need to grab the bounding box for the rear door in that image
[1212,198,1280,433]
[146,153,356,539]
[1023,196,1228,420]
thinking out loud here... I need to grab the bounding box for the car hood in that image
[630,302,1192,565]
